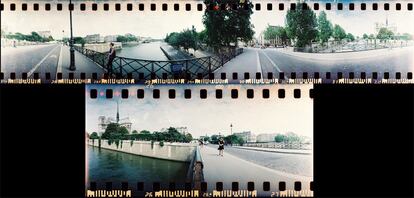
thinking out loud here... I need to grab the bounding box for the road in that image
[216,46,414,83]
[200,145,312,196]
[1,44,104,80]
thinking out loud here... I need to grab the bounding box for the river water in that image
[86,146,189,192]
[117,41,169,61]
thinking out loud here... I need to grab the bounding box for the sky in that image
[85,84,313,139]
[2,1,413,40]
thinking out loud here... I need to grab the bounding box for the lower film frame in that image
[1,1,414,83]
[85,84,313,197]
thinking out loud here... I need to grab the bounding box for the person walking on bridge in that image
[218,138,225,156]
[106,42,116,73]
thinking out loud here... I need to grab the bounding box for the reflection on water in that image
[117,41,169,61]
[87,146,189,191]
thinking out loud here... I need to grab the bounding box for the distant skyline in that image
[2,6,413,40]
[86,85,313,139]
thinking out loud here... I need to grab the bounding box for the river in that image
[86,146,190,192]
[117,41,169,61]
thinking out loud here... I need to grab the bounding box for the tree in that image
[332,24,347,41]
[263,25,288,46]
[90,132,99,139]
[346,33,355,42]
[224,134,244,145]
[101,123,129,141]
[317,11,333,44]
[285,3,318,48]
[363,33,369,40]
[401,33,412,41]
[376,27,394,42]
[274,134,287,142]
[210,135,219,144]
[202,0,254,51]
[184,133,193,143]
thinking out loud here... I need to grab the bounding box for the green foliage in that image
[159,141,164,147]
[224,134,244,145]
[401,33,413,41]
[5,31,54,42]
[101,123,129,140]
[332,24,347,41]
[376,27,394,41]
[346,33,355,42]
[90,132,99,139]
[165,27,199,52]
[73,37,86,47]
[210,135,219,144]
[263,26,288,45]
[203,136,211,142]
[285,3,318,47]
[117,34,138,43]
[363,34,369,40]
[274,132,303,143]
[317,11,333,44]
[202,0,254,50]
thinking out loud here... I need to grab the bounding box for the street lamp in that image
[69,0,76,71]
[230,123,233,135]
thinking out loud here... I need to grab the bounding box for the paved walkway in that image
[232,146,312,155]
[267,45,414,61]
[59,45,105,79]
[199,145,312,196]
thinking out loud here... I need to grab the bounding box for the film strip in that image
[86,84,313,197]
[1,1,413,84]
[87,181,313,197]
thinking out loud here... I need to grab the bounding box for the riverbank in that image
[88,139,197,162]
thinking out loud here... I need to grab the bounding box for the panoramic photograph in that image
[2,1,413,82]
[85,84,313,196]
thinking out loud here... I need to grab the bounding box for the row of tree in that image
[3,32,54,43]
[283,9,355,47]
[89,124,193,143]
[116,34,138,43]
[202,134,245,145]
[165,26,206,53]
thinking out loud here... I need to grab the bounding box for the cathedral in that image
[97,101,132,136]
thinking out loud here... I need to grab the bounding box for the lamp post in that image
[69,0,76,71]
[230,123,233,135]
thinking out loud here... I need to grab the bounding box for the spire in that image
[116,101,119,123]
[385,14,388,27]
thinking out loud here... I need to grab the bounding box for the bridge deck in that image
[199,145,312,196]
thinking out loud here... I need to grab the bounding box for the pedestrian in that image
[218,138,224,156]
[106,42,116,73]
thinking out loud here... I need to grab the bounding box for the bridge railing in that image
[240,142,312,150]
[73,45,243,80]
[186,146,204,189]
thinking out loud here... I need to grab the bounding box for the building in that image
[234,131,256,143]
[160,127,188,135]
[104,35,118,43]
[37,31,51,38]
[375,16,397,34]
[97,102,132,136]
[85,34,101,43]
[256,133,278,143]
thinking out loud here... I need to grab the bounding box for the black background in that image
[0,84,413,197]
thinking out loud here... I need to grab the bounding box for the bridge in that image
[73,45,243,80]
[197,145,313,196]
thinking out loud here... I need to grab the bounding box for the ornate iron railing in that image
[73,45,243,80]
